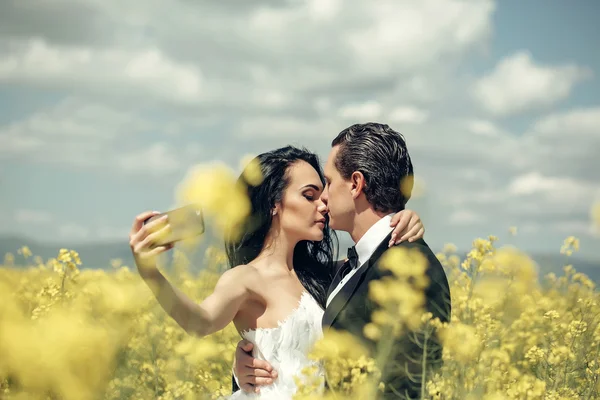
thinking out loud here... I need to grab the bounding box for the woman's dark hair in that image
[224,145,337,308]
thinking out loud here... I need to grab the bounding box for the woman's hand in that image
[388,209,424,247]
[129,211,174,272]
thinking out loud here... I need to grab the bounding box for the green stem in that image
[421,329,429,400]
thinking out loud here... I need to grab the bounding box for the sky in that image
[1,0,599,260]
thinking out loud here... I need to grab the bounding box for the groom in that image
[233,123,451,399]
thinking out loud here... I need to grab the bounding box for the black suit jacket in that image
[322,234,452,399]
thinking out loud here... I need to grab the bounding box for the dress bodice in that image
[228,291,325,399]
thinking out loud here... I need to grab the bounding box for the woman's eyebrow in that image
[300,184,322,191]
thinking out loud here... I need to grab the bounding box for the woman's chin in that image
[310,231,325,242]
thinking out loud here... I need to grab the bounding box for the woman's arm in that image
[139,267,248,337]
[129,211,248,337]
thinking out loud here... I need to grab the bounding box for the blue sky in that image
[1,0,599,260]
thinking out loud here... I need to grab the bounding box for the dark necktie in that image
[345,246,359,276]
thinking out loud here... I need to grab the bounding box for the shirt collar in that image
[354,213,395,267]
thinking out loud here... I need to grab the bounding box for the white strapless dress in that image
[227,291,325,399]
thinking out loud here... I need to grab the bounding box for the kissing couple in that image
[129,122,452,399]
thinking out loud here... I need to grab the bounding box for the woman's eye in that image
[304,194,314,200]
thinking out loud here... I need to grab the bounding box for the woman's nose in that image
[317,202,328,214]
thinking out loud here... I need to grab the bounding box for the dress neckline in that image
[240,290,312,336]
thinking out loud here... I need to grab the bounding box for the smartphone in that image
[143,204,205,247]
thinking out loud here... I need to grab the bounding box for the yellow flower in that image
[239,153,264,186]
[560,236,580,256]
[18,246,32,259]
[175,162,252,240]
[591,201,600,230]
[2,229,600,399]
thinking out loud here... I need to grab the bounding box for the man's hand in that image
[234,339,278,393]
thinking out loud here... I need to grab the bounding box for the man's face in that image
[321,145,355,232]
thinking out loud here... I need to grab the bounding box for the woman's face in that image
[275,160,327,243]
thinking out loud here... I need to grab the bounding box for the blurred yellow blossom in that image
[239,154,264,186]
[17,246,32,259]
[560,236,580,256]
[175,162,252,240]
[0,229,599,399]
[591,201,600,231]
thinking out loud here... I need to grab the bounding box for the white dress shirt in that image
[326,213,395,307]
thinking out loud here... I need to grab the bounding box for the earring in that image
[272,209,277,216]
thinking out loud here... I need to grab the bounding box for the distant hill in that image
[0,235,136,269]
[1,235,599,282]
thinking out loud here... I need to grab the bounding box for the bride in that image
[128,145,425,399]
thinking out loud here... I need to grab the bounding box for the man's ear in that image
[350,171,365,199]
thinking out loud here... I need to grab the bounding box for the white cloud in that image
[467,119,506,137]
[522,107,600,181]
[345,0,494,73]
[0,98,204,175]
[96,226,129,241]
[13,209,54,224]
[0,98,151,156]
[58,223,90,240]
[508,172,574,196]
[1,0,599,257]
[472,51,590,116]
[531,107,600,136]
[449,209,486,225]
[117,142,183,176]
[0,38,203,104]
[338,101,382,120]
[0,0,495,113]
[508,172,600,209]
[389,106,429,124]
[306,0,342,21]
[508,171,598,210]
[237,116,342,139]
[549,220,594,236]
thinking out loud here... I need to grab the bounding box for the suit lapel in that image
[322,232,393,329]
[326,260,348,299]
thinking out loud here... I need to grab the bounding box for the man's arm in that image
[373,239,451,398]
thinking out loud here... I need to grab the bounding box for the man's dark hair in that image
[331,122,414,213]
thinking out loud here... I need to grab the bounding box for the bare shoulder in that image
[215,264,258,289]
[216,264,262,287]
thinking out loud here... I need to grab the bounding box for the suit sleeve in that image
[232,370,240,393]
[371,239,451,398]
